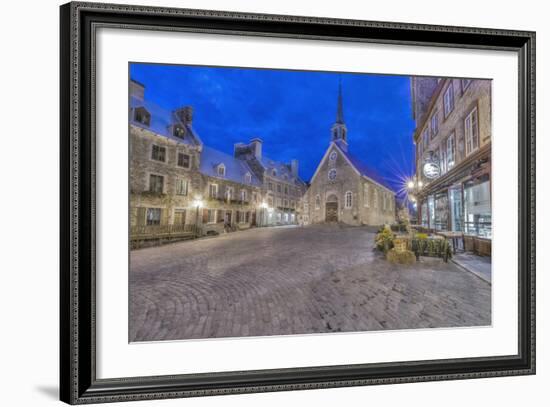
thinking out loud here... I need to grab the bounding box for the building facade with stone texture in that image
[411,76,492,254]
[305,83,396,226]
[129,79,305,246]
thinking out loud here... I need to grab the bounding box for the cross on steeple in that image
[331,77,348,147]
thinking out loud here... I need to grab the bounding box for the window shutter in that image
[217,209,224,223]
[202,208,208,223]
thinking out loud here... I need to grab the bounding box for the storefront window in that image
[434,192,449,231]
[428,196,435,229]
[464,178,491,238]
[421,202,428,227]
[449,186,463,232]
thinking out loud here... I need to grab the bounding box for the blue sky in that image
[130,63,416,195]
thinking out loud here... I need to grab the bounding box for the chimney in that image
[290,159,299,177]
[130,79,145,101]
[250,138,263,161]
[174,106,193,125]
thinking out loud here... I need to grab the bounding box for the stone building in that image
[305,83,396,226]
[129,79,304,246]
[411,76,492,254]
[234,139,308,225]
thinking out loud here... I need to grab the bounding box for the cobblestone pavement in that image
[129,224,491,342]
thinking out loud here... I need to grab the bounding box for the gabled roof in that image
[311,140,395,194]
[200,146,262,187]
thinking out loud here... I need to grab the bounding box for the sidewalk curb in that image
[451,258,492,285]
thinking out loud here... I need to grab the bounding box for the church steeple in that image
[331,78,348,147]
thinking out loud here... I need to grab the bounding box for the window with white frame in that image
[225,186,233,201]
[208,183,218,199]
[217,164,225,176]
[447,132,456,169]
[345,191,353,209]
[374,189,378,209]
[363,184,369,207]
[175,178,188,196]
[284,185,289,195]
[276,184,282,193]
[444,83,454,118]
[461,78,473,92]
[241,189,247,202]
[439,144,447,174]
[465,106,479,155]
[276,197,282,207]
[252,192,258,203]
[430,111,439,138]
[283,199,288,208]
[315,195,320,210]
[207,209,216,224]
[268,182,273,191]
[151,144,166,162]
[177,152,191,168]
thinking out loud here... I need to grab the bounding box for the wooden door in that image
[325,202,338,222]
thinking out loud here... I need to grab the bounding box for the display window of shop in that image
[463,175,491,238]
[428,196,435,229]
[434,192,449,231]
[449,186,463,232]
[421,202,428,227]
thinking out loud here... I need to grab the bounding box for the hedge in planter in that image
[411,237,453,262]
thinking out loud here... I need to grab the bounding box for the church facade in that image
[305,83,396,226]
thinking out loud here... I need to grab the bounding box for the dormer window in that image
[173,125,185,139]
[134,107,151,126]
[272,169,277,177]
[217,164,226,177]
[244,172,252,184]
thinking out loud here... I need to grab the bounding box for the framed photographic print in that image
[60,1,536,404]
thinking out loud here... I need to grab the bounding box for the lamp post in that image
[406,176,423,224]
[192,197,204,237]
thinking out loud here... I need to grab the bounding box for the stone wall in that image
[306,145,395,226]
[414,78,492,184]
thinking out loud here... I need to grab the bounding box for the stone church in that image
[305,82,396,226]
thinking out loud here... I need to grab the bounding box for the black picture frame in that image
[60,2,536,404]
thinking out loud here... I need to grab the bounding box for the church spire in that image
[331,78,348,147]
[336,78,344,124]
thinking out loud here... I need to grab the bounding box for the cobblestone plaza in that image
[129,225,491,342]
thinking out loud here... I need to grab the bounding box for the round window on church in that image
[328,168,337,181]
[329,151,337,161]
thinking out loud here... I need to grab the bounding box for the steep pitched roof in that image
[309,140,394,193]
[334,140,394,192]
[129,96,202,146]
[200,146,262,187]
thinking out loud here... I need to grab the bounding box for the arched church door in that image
[325,194,338,222]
